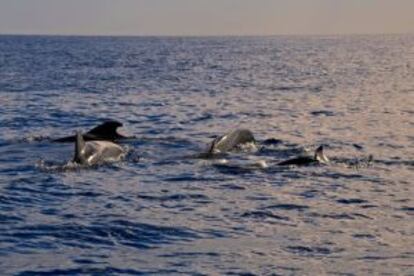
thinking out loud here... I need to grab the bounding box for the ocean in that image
[0,34,413,275]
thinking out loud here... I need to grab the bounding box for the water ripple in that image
[1,34,413,275]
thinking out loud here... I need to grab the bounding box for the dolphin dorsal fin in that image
[208,137,219,154]
[87,121,123,139]
[314,145,329,164]
[73,131,86,164]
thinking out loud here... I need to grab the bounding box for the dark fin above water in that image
[53,120,127,142]
[208,136,220,154]
[73,131,86,164]
[314,145,329,164]
[278,145,329,166]
[87,120,125,139]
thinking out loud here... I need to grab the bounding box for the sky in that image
[0,0,413,36]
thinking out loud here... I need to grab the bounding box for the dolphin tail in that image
[314,145,329,164]
[73,131,86,164]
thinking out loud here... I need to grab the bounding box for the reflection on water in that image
[0,34,413,275]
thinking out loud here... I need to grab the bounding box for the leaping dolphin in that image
[73,132,125,166]
[277,145,329,166]
[208,129,256,154]
[54,120,128,142]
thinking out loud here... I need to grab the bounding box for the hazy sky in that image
[0,0,413,36]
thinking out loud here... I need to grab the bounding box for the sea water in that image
[0,35,413,275]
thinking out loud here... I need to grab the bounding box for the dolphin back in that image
[278,145,329,166]
[211,129,256,153]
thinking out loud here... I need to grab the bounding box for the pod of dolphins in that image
[53,120,330,167]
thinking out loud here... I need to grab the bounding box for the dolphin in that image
[208,129,256,154]
[73,132,125,166]
[54,120,128,142]
[277,145,329,166]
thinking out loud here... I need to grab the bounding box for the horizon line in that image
[0,31,412,39]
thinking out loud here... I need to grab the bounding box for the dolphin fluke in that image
[53,120,128,142]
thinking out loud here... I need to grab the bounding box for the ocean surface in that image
[0,34,413,275]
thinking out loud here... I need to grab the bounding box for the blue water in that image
[0,35,413,275]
